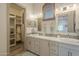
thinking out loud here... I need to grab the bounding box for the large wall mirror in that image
[56,11,75,33]
[42,3,77,33]
[57,15,68,32]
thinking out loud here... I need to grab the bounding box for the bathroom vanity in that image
[24,3,79,56]
[24,34,79,56]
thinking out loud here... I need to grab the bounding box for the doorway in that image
[8,3,25,55]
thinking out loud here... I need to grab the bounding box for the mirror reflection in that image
[42,3,78,33]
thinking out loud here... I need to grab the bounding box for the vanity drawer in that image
[34,38,40,55]
[50,41,58,46]
[50,46,57,50]
[49,41,59,56]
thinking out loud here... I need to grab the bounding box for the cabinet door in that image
[24,37,27,50]
[49,41,59,56]
[30,38,35,52]
[26,37,31,51]
[69,49,79,56]
[34,38,40,55]
[59,46,69,56]
[40,39,50,56]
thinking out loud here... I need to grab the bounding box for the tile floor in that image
[15,51,36,56]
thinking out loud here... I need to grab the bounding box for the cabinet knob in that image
[68,51,72,56]
[48,43,50,47]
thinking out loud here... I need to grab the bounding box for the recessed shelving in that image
[9,3,25,55]
[9,14,23,47]
[9,15,16,47]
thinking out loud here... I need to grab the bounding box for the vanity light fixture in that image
[29,13,43,21]
[29,14,36,21]
[73,4,76,10]
[63,7,67,11]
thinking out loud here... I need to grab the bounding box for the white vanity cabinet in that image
[25,37,40,55]
[25,35,79,56]
[59,45,69,56]
[49,41,59,56]
[25,37,31,51]
[59,46,79,56]
[40,39,50,56]
[59,43,79,56]
[25,37,35,52]
[34,38,40,55]
[30,37,35,52]
[69,49,79,56]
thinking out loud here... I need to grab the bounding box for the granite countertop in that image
[26,34,79,46]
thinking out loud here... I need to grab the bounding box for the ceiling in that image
[55,3,75,9]
[17,3,78,19]
[17,3,44,13]
[17,3,44,19]
[18,3,75,14]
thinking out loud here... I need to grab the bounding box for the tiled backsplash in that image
[45,32,79,39]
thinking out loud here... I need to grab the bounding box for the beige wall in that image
[0,3,8,55]
[75,4,79,33]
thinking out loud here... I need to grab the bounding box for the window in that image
[57,15,68,32]
[43,3,55,21]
